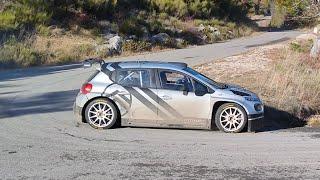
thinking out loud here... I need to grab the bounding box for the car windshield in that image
[183,67,227,89]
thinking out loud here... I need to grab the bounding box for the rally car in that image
[73,59,264,133]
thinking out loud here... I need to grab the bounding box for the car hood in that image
[226,83,258,97]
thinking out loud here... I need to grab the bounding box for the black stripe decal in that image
[118,94,130,104]
[114,96,130,116]
[125,87,170,120]
[110,62,121,69]
[139,89,171,120]
[105,90,119,97]
[141,88,184,120]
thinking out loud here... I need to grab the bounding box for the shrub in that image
[259,45,320,119]
[119,17,145,37]
[36,25,51,37]
[0,36,45,68]
[307,115,320,127]
[79,44,95,56]
[122,40,151,52]
[289,40,313,53]
[55,52,79,65]
[95,37,105,45]
[90,27,102,37]
[0,10,18,30]
[151,0,188,18]
[0,1,51,30]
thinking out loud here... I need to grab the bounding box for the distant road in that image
[3,30,319,180]
[110,30,302,66]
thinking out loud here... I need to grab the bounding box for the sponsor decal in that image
[223,104,234,109]
[95,99,107,102]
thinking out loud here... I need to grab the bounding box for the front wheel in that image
[215,103,247,133]
[84,98,118,129]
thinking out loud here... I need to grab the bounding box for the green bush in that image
[188,0,215,18]
[0,10,18,30]
[36,25,51,36]
[289,40,313,53]
[0,36,44,68]
[0,0,51,30]
[151,0,188,17]
[119,17,145,37]
[95,37,105,45]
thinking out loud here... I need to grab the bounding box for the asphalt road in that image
[1,30,320,180]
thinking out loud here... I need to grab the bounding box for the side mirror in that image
[195,90,207,96]
[83,60,92,68]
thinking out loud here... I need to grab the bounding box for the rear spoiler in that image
[82,58,105,68]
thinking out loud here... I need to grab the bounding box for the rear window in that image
[84,70,100,84]
[116,69,152,88]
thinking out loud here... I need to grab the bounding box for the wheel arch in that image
[211,100,249,127]
[81,96,121,123]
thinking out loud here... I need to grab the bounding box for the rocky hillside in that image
[0,0,257,68]
[0,0,317,68]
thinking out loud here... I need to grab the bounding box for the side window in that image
[194,80,209,93]
[116,69,151,88]
[159,70,193,91]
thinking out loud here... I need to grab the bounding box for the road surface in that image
[1,30,320,179]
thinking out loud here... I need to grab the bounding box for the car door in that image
[115,69,159,126]
[156,69,212,129]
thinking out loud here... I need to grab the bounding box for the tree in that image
[269,0,319,28]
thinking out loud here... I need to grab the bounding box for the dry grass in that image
[258,47,320,119]
[33,34,95,65]
[196,38,320,127]
[306,115,320,127]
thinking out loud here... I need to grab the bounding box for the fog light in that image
[254,104,263,111]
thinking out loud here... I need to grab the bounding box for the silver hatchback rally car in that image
[73,60,264,133]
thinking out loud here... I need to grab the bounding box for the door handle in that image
[160,95,172,100]
[118,91,129,95]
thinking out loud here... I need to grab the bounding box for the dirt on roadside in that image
[194,34,320,130]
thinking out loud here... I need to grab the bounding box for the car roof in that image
[101,61,188,71]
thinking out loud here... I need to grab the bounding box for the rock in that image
[208,25,217,32]
[208,25,221,36]
[108,35,123,52]
[125,35,138,41]
[314,27,318,34]
[175,38,185,47]
[141,26,150,41]
[200,35,208,44]
[310,37,320,58]
[150,33,170,44]
[142,33,150,41]
[196,24,206,32]
[102,33,117,41]
[213,30,221,36]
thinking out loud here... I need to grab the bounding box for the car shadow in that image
[0,89,79,119]
[256,105,305,132]
[0,63,83,82]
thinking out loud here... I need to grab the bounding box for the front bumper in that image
[247,113,264,132]
[73,102,83,124]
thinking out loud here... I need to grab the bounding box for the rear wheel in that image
[215,103,247,133]
[85,98,118,129]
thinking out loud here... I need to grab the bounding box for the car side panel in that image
[156,89,211,129]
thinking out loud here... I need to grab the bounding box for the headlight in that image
[254,104,263,111]
[245,97,260,101]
